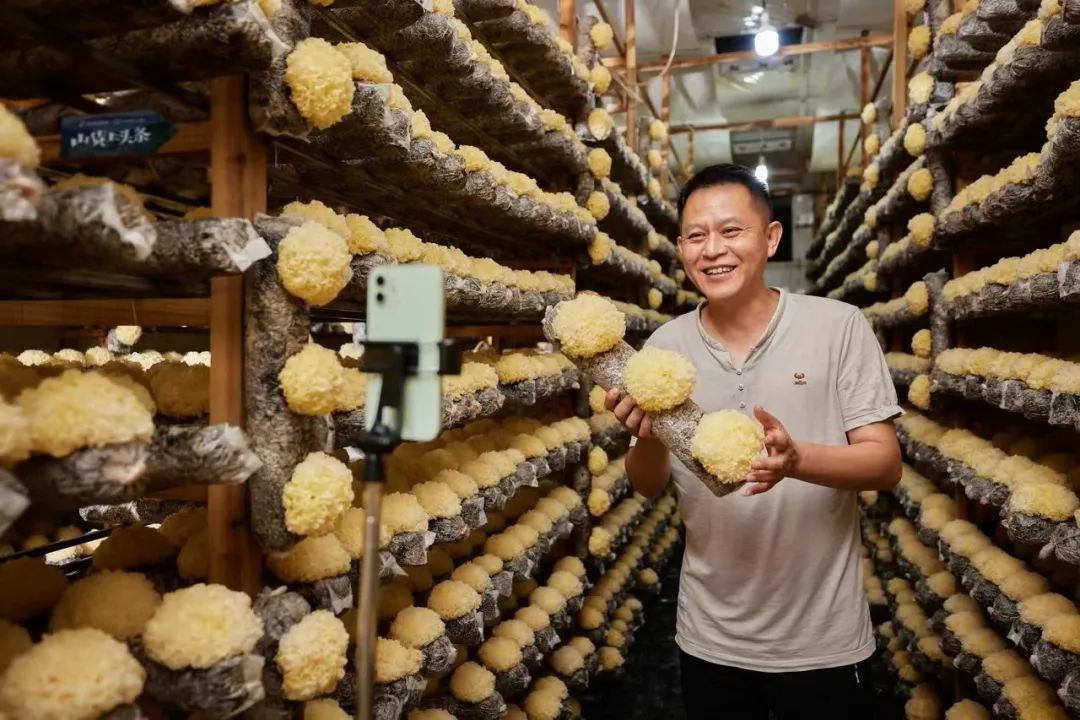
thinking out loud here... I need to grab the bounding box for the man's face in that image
[677,183,782,305]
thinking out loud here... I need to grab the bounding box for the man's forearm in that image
[791,439,901,491]
[626,437,671,499]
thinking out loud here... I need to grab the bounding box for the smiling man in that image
[605,164,903,719]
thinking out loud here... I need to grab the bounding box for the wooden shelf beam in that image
[0,297,210,327]
[446,324,547,343]
[152,486,210,502]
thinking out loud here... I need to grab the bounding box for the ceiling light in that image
[754,156,769,183]
[754,12,779,57]
[751,5,764,14]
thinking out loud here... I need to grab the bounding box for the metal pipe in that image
[355,460,386,720]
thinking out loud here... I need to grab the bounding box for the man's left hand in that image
[744,405,799,496]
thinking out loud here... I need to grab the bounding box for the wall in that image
[764,193,813,293]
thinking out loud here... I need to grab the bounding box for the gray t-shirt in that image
[643,289,901,672]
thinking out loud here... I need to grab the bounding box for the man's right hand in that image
[607,388,671,499]
[605,388,654,439]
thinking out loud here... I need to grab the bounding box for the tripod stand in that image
[350,339,463,720]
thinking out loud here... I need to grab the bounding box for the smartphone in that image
[364,264,445,442]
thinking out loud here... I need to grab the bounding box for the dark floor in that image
[581,544,905,720]
[581,547,687,720]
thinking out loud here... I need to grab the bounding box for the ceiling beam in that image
[670,112,860,134]
[603,32,893,72]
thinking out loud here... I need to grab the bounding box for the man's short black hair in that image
[676,163,772,222]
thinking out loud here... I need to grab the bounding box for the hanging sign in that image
[60,111,176,159]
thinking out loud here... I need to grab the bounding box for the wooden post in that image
[837,117,846,187]
[625,0,638,155]
[951,252,975,349]
[950,223,974,703]
[559,0,575,45]
[660,70,671,194]
[892,0,909,129]
[687,131,695,176]
[945,165,974,426]
[860,30,871,167]
[208,75,266,596]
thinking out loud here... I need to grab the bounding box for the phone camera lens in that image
[376,276,386,286]
[376,293,385,303]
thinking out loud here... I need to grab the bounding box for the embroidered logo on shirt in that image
[793,371,807,385]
